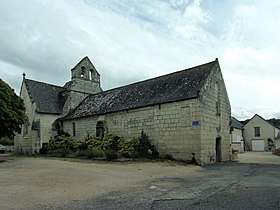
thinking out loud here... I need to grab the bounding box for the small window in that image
[23,117,29,137]
[254,127,260,137]
[216,101,220,116]
[72,122,76,136]
[89,69,93,80]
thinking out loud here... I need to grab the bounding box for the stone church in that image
[15,56,231,163]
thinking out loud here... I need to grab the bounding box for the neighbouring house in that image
[15,57,231,163]
[243,114,280,151]
[230,117,244,153]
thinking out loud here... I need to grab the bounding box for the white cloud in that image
[0,0,279,120]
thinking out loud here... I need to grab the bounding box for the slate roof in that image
[64,59,218,120]
[24,79,65,114]
[231,117,243,129]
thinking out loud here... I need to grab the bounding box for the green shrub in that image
[46,132,158,160]
[104,149,118,160]
[78,141,88,151]
[86,149,104,159]
[87,138,103,150]
[74,150,87,158]
[137,131,158,158]
[100,134,120,151]
[48,135,81,152]
[0,137,14,146]
[47,149,71,157]
[119,137,139,158]
[165,154,175,161]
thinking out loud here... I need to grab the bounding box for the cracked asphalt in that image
[0,152,279,209]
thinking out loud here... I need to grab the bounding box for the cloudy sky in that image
[0,0,279,120]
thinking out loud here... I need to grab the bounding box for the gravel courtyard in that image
[0,152,279,209]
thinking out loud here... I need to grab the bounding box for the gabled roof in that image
[24,79,65,114]
[243,114,280,129]
[71,56,100,76]
[231,117,243,129]
[64,59,218,120]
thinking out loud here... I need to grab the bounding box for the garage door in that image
[252,140,265,151]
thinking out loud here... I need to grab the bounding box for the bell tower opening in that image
[81,66,85,78]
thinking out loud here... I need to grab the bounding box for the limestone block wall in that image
[14,82,36,154]
[63,99,202,161]
[199,64,231,163]
[231,128,243,143]
[36,113,60,143]
[62,90,90,116]
[14,81,60,154]
[68,78,102,95]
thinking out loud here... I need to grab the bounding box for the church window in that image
[72,122,76,136]
[23,117,29,137]
[89,69,93,81]
[96,121,104,138]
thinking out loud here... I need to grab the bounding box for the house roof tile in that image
[24,79,65,114]
[64,59,218,120]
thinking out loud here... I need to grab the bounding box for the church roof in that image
[24,79,65,114]
[64,59,218,120]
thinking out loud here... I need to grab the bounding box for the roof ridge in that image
[247,114,280,129]
[64,59,218,120]
[88,59,217,97]
[25,78,64,89]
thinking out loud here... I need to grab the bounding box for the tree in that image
[0,79,25,137]
[268,118,280,128]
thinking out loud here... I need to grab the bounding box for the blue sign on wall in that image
[192,121,200,126]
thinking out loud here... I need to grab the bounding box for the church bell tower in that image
[62,56,102,115]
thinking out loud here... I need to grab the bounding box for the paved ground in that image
[0,152,279,209]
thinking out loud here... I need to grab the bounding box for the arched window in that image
[81,66,85,78]
[89,69,93,81]
[96,121,104,138]
[23,117,29,137]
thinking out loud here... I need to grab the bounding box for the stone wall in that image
[14,81,36,154]
[62,64,231,164]
[198,63,231,163]
[14,81,60,154]
[63,99,202,161]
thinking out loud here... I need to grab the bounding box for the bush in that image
[104,149,118,160]
[48,135,81,152]
[46,132,158,160]
[164,154,175,161]
[86,149,104,159]
[138,131,158,158]
[0,137,14,146]
[87,138,103,150]
[47,149,71,157]
[119,137,139,158]
[74,150,87,158]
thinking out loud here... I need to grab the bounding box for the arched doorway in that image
[216,137,222,162]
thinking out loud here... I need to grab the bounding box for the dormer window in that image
[81,66,85,78]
